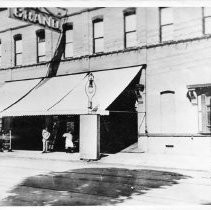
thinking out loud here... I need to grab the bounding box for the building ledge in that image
[139,133,211,137]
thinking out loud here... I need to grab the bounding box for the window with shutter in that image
[199,90,211,133]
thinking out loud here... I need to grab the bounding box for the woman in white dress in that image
[63,130,74,153]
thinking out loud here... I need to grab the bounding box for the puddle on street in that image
[0,167,189,206]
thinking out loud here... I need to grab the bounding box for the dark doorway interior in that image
[100,112,137,154]
[5,115,79,151]
[52,115,79,151]
[100,71,140,154]
[53,115,79,152]
[11,116,44,150]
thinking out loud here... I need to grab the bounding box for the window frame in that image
[196,89,211,134]
[14,34,22,66]
[202,7,211,35]
[159,7,173,43]
[63,23,73,59]
[93,18,104,54]
[124,8,137,49]
[36,29,46,63]
[202,94,211,133]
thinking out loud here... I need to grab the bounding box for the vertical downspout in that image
[145,7,148,135]
[88,11,91,72]
[10,29,12,81]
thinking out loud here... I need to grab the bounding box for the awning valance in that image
[1,65,143,117]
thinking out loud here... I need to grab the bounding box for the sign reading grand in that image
[9,8,63,32]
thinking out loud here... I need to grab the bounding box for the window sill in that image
[63,56,73,60]
[124,46,138,50]
[160,40,174,44]
[93,52,104,55]
[37,61,46,64]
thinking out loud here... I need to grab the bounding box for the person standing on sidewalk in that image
[0,137,3,152]
[63,130,74,153]
[42,127,50,153]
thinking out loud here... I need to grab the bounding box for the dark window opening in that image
[63,24,73,58]
[36,30,46,63]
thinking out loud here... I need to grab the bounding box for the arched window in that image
[160,90,176,133]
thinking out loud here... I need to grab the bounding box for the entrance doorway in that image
[100,112,138,154]
[10,116,44,150]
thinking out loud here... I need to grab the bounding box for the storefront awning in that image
[1,66,143,117]
[0,79,41,116]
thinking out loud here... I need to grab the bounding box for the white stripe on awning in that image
[2,66,142,117]
[0,79,41,114]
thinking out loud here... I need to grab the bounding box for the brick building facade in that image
[0,7,210,156]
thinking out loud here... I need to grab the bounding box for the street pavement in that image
[0,151,211,206]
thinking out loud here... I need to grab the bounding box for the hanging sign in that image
[9,8,63,32]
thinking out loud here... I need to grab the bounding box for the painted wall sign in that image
[9,8,63,32]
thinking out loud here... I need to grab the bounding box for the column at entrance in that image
[79,114,100,160]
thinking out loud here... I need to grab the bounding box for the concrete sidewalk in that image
[1,150,211,172]
[99,152,211,172]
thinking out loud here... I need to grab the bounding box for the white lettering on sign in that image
[9,8,62,32]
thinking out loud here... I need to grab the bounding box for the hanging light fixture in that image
[85,73,96,113]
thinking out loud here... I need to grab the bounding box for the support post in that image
[79,114,100,160]
[8,129,13,152]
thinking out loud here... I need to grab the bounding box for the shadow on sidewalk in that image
[1,167,190,206]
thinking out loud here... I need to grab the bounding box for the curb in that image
[1,152,211,173]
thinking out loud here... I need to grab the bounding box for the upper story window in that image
[0,40,1,67]
[14,34,22,66]
[36,30,45,63]
[124,8,137,48]
[93,18,104,53]
[64,24,73,58]
[202,7,211,35]
[160,7,173,42]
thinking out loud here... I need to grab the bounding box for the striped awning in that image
[1,65,144,117]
